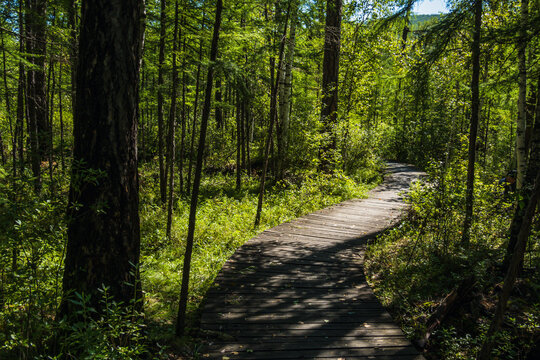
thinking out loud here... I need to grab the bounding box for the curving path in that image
[200,162,425,359]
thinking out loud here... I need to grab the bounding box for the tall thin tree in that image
[166,0,180,239]
[158,0,168,204]
[176,0,222,336]
[461,0,483,245]
[254,0,291,227]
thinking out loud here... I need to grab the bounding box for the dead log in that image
[414,277,476,349]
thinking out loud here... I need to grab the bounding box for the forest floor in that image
[365,166,540,360]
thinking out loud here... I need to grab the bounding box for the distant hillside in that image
[410,14,441,29]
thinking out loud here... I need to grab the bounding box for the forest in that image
[0,0,539,358]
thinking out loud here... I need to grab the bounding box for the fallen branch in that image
[414,277,476,349]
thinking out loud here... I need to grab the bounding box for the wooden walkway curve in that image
[200,163,425,359]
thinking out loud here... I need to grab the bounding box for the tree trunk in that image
[47,55,55,191]
[25,0,48,191]
[461,0,483,246]
[60,0,145,315]
[236,89,242,190]
[180,36,187,195]
[16,0,25,177]
[504,75,540,270]
[176,0,222,336]
[68,0,78,121]
[58,64,65,172]
[277,5,297,179]
[1,32,10,165]
[319,0,342,170]
[515,0,529,190]
[157,0,167,204]
[187,14,205,195]
[478,171,540,359]
[254,0,291,227]
[215,76,223,129]
[166,0,180,239]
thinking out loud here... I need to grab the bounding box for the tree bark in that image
[478,171,540,359]
[215,76,223,129]
[504,75,540,270]
[58,64,65,172]
[515,0,529,190]
[16,0,25,177]
[461,0,483,246]
[236,89,242,190]
[180,35,187,195]
[60,0,145,315]
[187,14,205,195]
[158,0,167,204]
[277,4,297,179]
[1,31,10,165]
[176,0,222,336]
[166,0,180,239]
[319,0,342,170]
[25,0,48,191]
[254,0,291,227]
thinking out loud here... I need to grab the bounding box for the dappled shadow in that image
[198,163,425,359]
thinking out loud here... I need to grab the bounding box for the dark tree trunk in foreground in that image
[461,0,482,246]
[60,0,145,315]
[319,0,342,169]
[176,0,222,336]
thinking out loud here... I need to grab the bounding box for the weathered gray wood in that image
[199,162,425,359]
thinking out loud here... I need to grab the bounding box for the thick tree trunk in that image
[461,0,482,246]
[515,0,529,190]
[60,0,145,315]
[166,0,180,239]
[319,0,342,169]
[158,0,167,204]
[176,0,222,336]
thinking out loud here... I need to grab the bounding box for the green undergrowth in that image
[0,161,381,359]
[138,164,380,352]
[365,161,540,360]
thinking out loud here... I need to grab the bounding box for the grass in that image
[138,165,380,353]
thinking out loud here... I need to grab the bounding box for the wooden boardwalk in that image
[200,163,425,359]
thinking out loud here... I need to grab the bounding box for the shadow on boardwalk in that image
[199,162,425,359]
